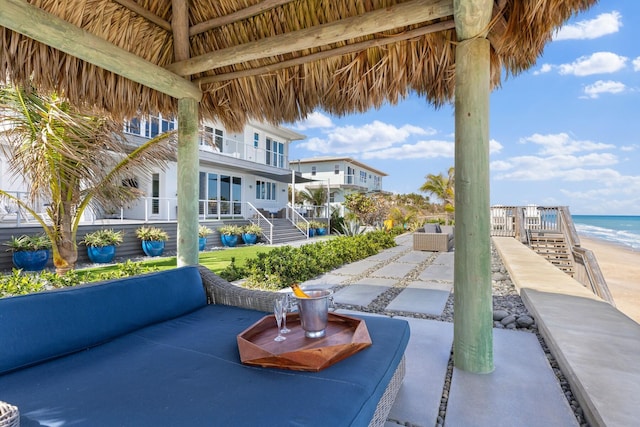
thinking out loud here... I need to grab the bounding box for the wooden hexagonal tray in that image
[237,312,371,372]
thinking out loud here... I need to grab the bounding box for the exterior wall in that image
[0,115,303,223]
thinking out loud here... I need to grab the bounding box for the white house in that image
[0,113,308,223]
[289,157,388,217]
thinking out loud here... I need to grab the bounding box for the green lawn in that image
[76,245,271,279]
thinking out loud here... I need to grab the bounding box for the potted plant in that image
[136,226,169,257]
[5,234,52,271]
[241,223,262,245]
[305,221,316,237]
[198,225,213,251]
[314,221,328,236]
[218,224,242,247]
[81,229,124,264]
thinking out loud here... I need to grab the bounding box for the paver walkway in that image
[297,234,578,427]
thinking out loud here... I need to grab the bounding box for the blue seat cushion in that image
[0,266,206,374]
[0,305,409,427]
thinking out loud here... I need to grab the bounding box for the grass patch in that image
[76,245,271,280]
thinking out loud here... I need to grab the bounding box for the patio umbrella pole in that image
[452,0,494,373]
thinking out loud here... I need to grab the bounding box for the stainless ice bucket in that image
[295,289,332,338]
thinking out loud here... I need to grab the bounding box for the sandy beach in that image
[579,236,640,324]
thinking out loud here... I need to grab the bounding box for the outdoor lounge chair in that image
[413,224,454,252]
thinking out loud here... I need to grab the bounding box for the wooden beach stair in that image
[528,231,575,277]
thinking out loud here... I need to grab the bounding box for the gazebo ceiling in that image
[0,0,596,131]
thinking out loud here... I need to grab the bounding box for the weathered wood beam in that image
[167,0,454,76]
[195,19,456,86]
[190,0,295,36]
[112,0,172,32]
[453,0,494,374]
[176,97,200,267]
[0,0,201,101]
[487,0,508,52]
[172,0,191,62]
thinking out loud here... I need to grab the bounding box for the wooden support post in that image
[453,0,494,373]
[177,97,199,267]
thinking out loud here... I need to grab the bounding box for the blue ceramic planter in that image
[308,228,316,237]
[242,233,258,245]
[141,240,165,257]
[87,245,116,263]
[220,234,238,247]
[315,227,327,236]
[199,237,207,251]
[12,249,50,271]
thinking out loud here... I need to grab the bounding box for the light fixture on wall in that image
[248,184,253,189]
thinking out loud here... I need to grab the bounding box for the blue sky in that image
[288,1,640,216]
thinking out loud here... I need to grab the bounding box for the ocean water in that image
[572,215,640,251]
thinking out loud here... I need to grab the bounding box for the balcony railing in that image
[199,137,289,169]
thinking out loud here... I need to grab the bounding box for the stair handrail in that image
[246,202,273,244]
[286,204,310,239]
[558,206,614,305]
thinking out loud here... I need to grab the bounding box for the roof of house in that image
[1,1,596,132]
[291,157,388,177]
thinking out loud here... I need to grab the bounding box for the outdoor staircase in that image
[528,231,575,277]
[267,218,308,245]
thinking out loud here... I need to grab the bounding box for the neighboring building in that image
[1,113,308,223]
[290,157,388,215]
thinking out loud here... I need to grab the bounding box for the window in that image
[334,164,340,175]
[256,180,277,200]
[199,126,223,151]
[214,129,224,151]
[346,166,355,184]
[144,115,175,139]
[265,138,284,167]
[253,132,259,148]
[360,171,367,183]
[151,173,160,215]
[311,166,317,176]
[124,118,140,135]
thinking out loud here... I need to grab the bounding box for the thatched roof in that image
[1,0,596,131]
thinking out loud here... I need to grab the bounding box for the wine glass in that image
[281,294,291,334]
[273,298,286,342]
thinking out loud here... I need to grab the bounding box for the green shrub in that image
[0,261,159,298]
[243,230,395,289]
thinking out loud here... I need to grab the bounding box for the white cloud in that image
[582,80,626,98]
[633,57,640,72]
[534,63,554,75]
[558,52,627,76]
[362,140,453,160]
[298,120,435,155]
[520,132,615,155]
[293,111,334,130]
[554,11,622,40]
[621,145,638,152]
[490,139,503,154]
[493,133,619,182]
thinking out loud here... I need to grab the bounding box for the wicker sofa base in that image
[369,355,406,427]
[413,225,454,252]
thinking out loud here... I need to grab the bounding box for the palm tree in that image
[299,187,328,217]
[0,84,175,274]
[420,167,455,223]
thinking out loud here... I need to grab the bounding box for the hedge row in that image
[241,230,397,290]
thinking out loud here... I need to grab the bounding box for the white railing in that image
[287,204,310,239]
[199,136,289,169]
[246,202,273,244]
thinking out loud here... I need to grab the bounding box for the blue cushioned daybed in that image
[0,266,409,427]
